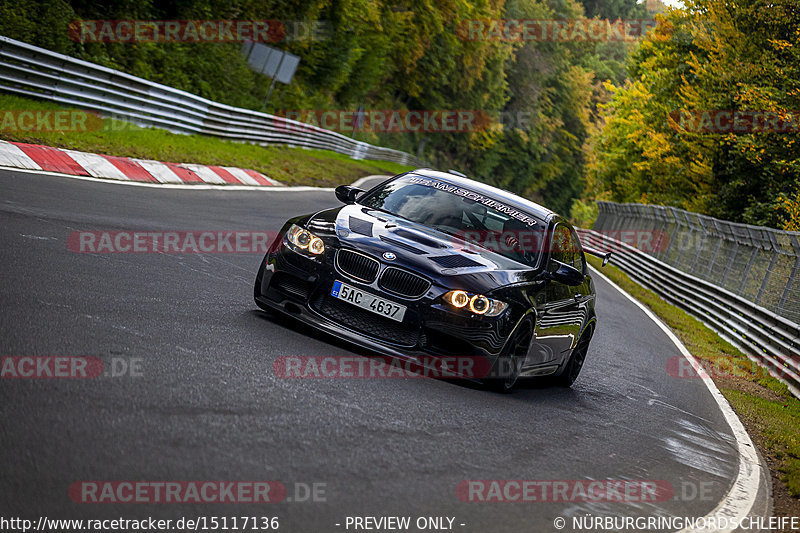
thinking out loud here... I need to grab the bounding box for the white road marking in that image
[0,166,333,191]
[130,159,183,184]
[62,150,129,180]
[179,163,228,185]
[223,166,261,186]
[0,141,42,170]
[589,265,765,533]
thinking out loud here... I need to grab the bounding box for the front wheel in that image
[552,326,593,387]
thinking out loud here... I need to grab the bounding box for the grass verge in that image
[0,93,415,186]
[587,255,800,521]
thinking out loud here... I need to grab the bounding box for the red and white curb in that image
[0,140,281,186]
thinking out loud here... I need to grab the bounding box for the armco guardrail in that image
[594,201,800,324]
[0,36,426,167]
[578,227,800,398]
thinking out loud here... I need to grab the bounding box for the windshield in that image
[360,176,545,267]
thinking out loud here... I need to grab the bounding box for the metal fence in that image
[584,202,800,397]
[0,36,426,167]
[594,201,800,324]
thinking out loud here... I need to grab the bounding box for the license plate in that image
[331,280,406,322]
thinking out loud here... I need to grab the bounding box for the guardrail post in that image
[651,205,669,258]
[705,236,724,279]
[689,223,708,273]
[738,246,760,296]
[777,234,800,319]
[696,215,718,276]
[659,207,680,262]
[674,210,696,268]
[676,227,692,267]
[683,211,702,272]
[719,241,739,288]
[712,220,735,287]
[642,205,657,256]
[755,250,779,306]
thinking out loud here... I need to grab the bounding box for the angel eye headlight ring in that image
[308,237,325,255]
[443,290,507,317]
[469,295,490,315]
[286,224,325,256]
[450,290,469,308]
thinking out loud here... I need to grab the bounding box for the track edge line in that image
[588,264,772,533]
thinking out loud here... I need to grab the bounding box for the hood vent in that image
[392,228,446,248]
[348,217,373,237]
[379,235,426,255]
[430,255,483,269]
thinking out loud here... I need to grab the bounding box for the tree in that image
[589,0,800,228]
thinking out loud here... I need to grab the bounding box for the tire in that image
[552,325,593,387]
[486,320,533,393]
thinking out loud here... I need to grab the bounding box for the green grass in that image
[0,93,415,186]
[725,389,800,496]
[587,255,800,498]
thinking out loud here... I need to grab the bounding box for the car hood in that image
[306,204,541,292]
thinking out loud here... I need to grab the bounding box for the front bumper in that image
[255,243,520,371]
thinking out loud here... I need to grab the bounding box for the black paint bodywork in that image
[254,169,597,384]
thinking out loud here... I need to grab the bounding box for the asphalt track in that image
[0,169,762,532]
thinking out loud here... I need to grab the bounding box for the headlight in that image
[308,236,324,255]
[443,290,507,317]
[469,295,490,314]
[449,290,470,308]
[286,224,325,256]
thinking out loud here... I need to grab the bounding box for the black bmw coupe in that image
[255,169,607,391]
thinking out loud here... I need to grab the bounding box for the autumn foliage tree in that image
[0,0,702,219]
[589,0,800,229]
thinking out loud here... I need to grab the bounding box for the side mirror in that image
[547,260,585,286]
[584,247,612,267]
[335,185,364,204]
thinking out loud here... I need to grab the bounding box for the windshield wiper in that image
[431,225,458,238]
